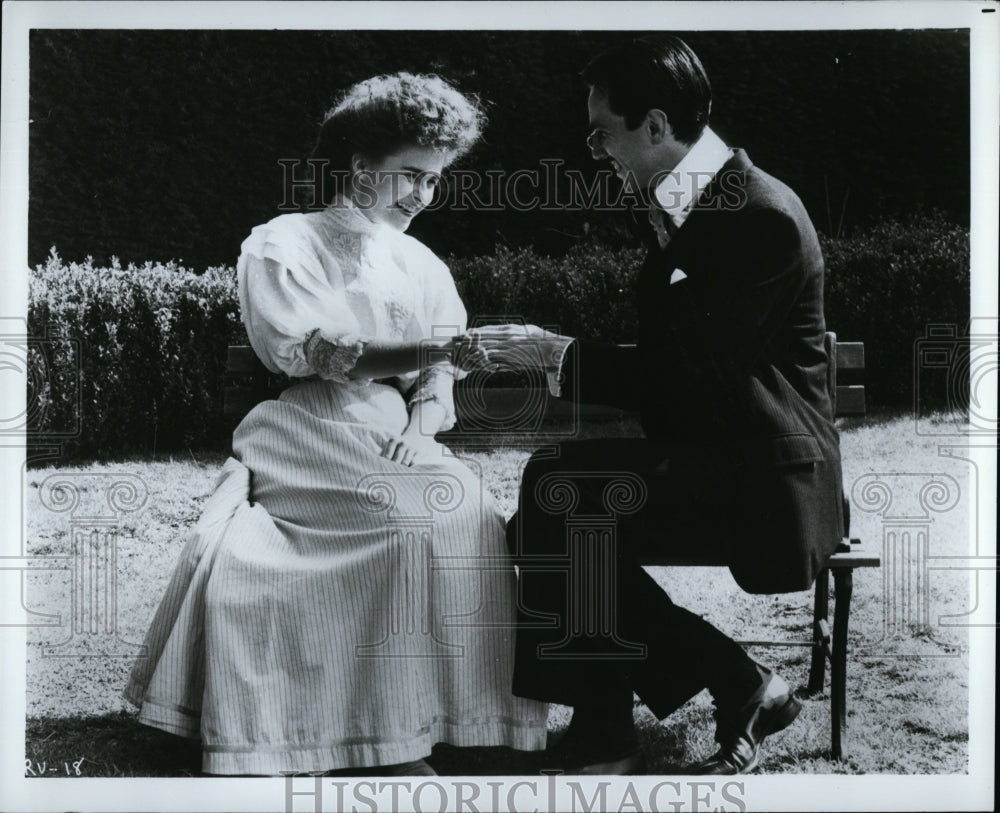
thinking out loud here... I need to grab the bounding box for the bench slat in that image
[228,346,263,376]
[835,342,865,371]
[454,387,628,421]
[640,547,881,569]
[224,341,868,419]
[826,551,882,567]
[836,385,866,416]
[224,386,267,417]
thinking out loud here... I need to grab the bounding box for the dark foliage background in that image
[30,29,969,266]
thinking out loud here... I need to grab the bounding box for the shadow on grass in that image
[26,712,201,777]
[25,713,697,778]
[25,713,545,777]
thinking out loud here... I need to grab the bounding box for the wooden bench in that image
[223,332,878,761]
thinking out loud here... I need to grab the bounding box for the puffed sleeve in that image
[237,216,369,382]
[403,255,468,432]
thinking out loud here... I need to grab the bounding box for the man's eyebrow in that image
[401,165,436,174]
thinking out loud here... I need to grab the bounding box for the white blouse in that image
[237,200,467,430]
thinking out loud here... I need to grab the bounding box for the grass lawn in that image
[21,413,972,776]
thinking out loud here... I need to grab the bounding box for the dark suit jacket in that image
[562,149,844,593]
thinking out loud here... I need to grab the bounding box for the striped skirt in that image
[124,380,547,774]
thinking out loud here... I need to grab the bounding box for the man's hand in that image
[471,323,562,341]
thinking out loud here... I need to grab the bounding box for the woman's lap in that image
[128,399,547,774]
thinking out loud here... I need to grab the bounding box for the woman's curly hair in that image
[312,72,486,178]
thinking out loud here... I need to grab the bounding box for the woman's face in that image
[351,145,449,231]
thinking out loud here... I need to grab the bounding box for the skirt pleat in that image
[125,384,546,774]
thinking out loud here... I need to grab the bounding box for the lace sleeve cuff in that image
[407,365,458,431]
[303,329,368,383]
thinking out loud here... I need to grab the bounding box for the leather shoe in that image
[690,664,802,774]
[538,732,646,775]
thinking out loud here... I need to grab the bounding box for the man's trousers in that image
[508,438,763,717]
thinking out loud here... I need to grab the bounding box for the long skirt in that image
[124,380,547,774]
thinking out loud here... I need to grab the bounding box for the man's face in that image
[586,87,657,190]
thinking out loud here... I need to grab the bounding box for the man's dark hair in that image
[581,35,712,145]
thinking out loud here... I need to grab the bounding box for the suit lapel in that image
[655,149,754,286]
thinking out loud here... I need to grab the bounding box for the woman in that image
[125,73,547,776]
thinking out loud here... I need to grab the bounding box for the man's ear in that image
[645,109,672,145]
[351,153,367,174]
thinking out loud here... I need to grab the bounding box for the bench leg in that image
[831,567,854,760]
[808,567,830,695]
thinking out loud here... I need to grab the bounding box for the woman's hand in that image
[382,417,441,467]
[381,435,423,467]
[449,332,495,375]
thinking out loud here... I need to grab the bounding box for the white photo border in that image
[1,2,996,812]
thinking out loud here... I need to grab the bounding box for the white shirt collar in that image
[651,127,733,228]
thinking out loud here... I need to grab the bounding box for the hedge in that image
[28,254,245,457]
[27,215,968,458]
[451,242,642,343]
[820,212,970,407]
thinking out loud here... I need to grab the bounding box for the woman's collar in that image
[322,194,389,234]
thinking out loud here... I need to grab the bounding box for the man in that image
[485,35,844,774]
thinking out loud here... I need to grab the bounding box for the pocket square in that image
[669,268,688,285]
